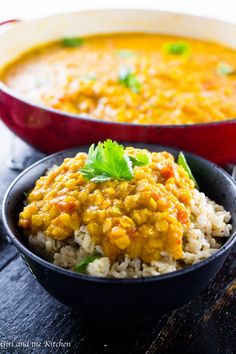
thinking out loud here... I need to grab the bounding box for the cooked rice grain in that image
[28,189,232,278]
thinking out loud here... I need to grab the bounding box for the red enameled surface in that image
[0,88,235,165]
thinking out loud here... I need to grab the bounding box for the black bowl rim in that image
[2,144,236,284]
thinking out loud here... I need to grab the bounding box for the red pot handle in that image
[0,19,21,26]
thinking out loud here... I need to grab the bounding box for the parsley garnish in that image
[62,37,84,48]
[118,66,141,93]
[216,62,235,76]
[73,255,101,273]
[80,140,150,182]
[164,41,190,55]
[177,152,198,188]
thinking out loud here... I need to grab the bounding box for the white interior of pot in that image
[0,9,236,69]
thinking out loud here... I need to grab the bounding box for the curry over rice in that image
[19,148,194,263]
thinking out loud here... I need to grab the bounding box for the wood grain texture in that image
[0,247,235,354]
[0,123,236,354]
[0,235,17,271]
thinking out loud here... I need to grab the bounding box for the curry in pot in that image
[2,33,236,125]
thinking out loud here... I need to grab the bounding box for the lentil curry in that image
[2,33,236,125]
[19,144,194,263]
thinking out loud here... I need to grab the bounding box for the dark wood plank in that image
[0,247,236,354]
[0,237,17,271]
[0,122,44,270]
[0,122,44,205]
[0,256,151,354]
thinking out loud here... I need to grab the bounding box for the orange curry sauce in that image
[2,33,236,125]
[19,148,194,263]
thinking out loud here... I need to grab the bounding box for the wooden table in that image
[0,122,236,354]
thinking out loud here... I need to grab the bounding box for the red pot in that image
[0,10,235,165]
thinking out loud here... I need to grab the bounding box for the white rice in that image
[28,189,232,278]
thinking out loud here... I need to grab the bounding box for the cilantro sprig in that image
[80,73,96,82]
[117,50,136,58]
[216,62,235,76]
[129,151,150,166]
[163,41,190,55]
[177,152,198,188]
[73,255,101,273]
[62,37,84,48]
[80,140,150,182]
[118,66,141,93]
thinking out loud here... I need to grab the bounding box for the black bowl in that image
[2,144,236,325]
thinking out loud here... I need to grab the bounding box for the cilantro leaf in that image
[34,77,47,88]
[117,50,136,58]
[62,37,84,48]
[129,151,151,166]
[80,140,134,182]
[118,66,141,93]
[73,255,101,273]
[216,62,235,76]
[80,73,96,82]
[164,41,190,55]
[177,152,198,188]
